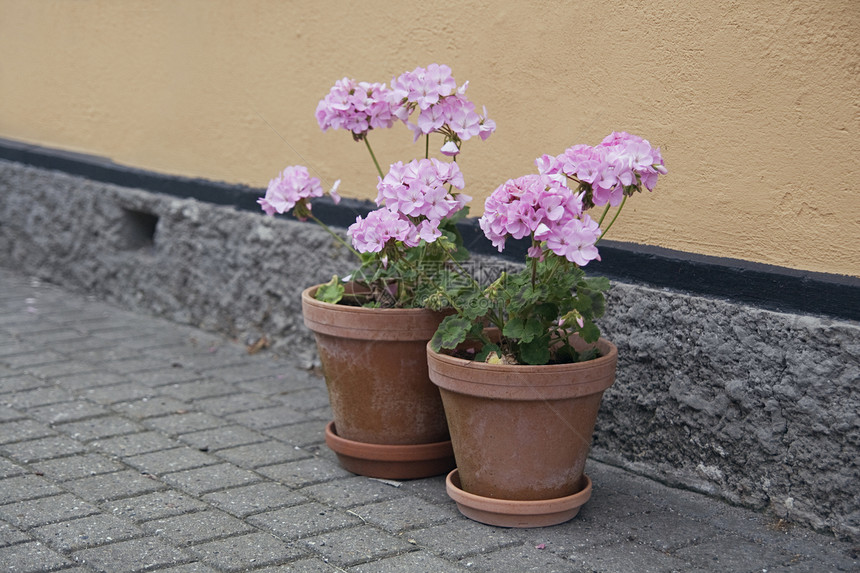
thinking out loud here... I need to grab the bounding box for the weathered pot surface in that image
[427,335,616,509]
[302,285,453,479]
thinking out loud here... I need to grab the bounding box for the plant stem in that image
[596,194,628,243]
[363,137,384,179]
[308,213,361,258]
[596,203,612,227]
[425,134,430,159]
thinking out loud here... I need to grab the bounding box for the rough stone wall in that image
[0,159,348,367]
[1,159,858,541]
[593,285,859,541]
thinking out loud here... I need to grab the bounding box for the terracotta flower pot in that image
[301,285,454,479]
[426,334,617,527]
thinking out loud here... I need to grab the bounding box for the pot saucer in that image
[445,469,592,527]
[325,421,455,480]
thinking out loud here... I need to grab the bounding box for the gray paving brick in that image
[514,521,626,556]
[161,463,262,496]
[673,535,802,571]
[32,514,144,551]
[152,563,219,573]
[111,396,194,419]
[0,404,26,422]
[234,373,320,396]
[350,550,468,572]
[0,419,58,443]
[274,387,332,412]
[73,537,193,572]
[457,543,584,573]
[601,506,722,552]
[65,469,166,502]
[129,367,202,387]
[161,380,238,401]
[2,386,74,409]
[23,359,95,380]
[0,520,32,547]
[55,415,144,441]
[248,502,363,540]
[26,400,110,424]
[214,440,311,469]
[0,373,50,394]
[351,496,456,533]
[71,346,143,363]
[53,371,128,391]
[101,357,171,375]
[253,557,342,572]
[0,435,87,463]
[0,540,72,572]
[47,336,115,355]
[188,532,306,572]
[177,424,267,452]
[2,350,67,370]
[30,453,125,481]
[300,477,407,509]
[400,520,522,560]
[0,474,63,504]
[256,456,352,488]
[227,405,314,430]
[81,381,158,405]
[144,411,224,435]
[305,525,417,568]
[202,482,308,518]
[0,457,26,478]
[192,392,275,416]
[143,509,254,546]
[92,431,182,457]
[104,490,208,523]
[124,447,219,475]
[0,493,100,528]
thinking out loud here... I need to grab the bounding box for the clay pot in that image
[302,285,454,479]
[426,334,617,527]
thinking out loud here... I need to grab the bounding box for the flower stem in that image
[425,134,430,159]
[363,137,384,179]
[307,213,361,258]
[596,203,612,227]
[596,194,628,243]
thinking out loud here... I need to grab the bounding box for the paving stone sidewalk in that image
[0,267,857,573]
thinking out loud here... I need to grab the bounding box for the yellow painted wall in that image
[1,0,858,277]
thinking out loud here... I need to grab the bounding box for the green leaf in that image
[519,336,551,365]
[534,303,559,321]
[502,317,526,339]
[430,315,471,351]
[315,276,344,304]
[579,320,601,344]
[584,276,610,291]
[474,343,501,362]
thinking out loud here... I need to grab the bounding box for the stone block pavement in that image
[0,266,857,573]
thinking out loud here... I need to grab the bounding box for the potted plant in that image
[426,132,667,526]
[258,65,494,479]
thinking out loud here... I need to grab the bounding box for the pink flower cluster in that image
[479,174,601,266]
[315,78,397,136]
[348,158,470,253]
[389,64,496,145]
[258,166,340,218]
[536,131,667,207]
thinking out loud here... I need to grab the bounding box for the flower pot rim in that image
[302,285,438,316]
[427,335,617,400]
[426,336,617,374]
[302,284,445,341]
